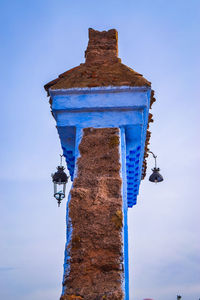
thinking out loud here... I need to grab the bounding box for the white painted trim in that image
[49,85,151,96]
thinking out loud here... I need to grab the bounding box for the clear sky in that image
[0,1,200,300]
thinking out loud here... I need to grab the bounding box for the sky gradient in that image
[1,1,200,300]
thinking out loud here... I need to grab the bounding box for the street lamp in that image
[148,151,164,183]
[52,155,69,207]
[177,295,182,300]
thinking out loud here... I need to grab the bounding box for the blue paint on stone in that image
[62,193,73,296]
[51,86,151,207]
[120,127,129,300]
[57,126,76,181]
[61,128,83,295]
[51,86,151,299]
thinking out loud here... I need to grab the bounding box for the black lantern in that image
[177,296,182,300]
[148,151,164,183]
[52,155,68,207]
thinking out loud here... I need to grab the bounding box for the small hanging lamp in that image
[148,151,164,183]
[52,155,69,207]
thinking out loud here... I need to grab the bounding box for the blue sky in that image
[0,1,200,299]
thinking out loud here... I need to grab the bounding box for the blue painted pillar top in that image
[49,86,152,207]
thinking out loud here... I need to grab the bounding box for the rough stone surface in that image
[85,28,119,65]
[44,28,151,91]
[61,128,124,300]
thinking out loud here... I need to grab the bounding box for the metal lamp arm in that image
[148,150,157,168]
[60,154,64,167]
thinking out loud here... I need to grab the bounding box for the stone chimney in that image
[85,28,120,65]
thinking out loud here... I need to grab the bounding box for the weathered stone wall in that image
[85,28,119,65]
[61,128,124,300]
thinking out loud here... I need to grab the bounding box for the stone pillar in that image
[44,28,155,300]
[61,128,124,300]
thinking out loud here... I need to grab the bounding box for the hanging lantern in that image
[149,167,163,183]
[52,155,68,206]
[148,151,164,183]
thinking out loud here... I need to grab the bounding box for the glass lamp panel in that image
[54,182,57,195]
[57,181,64,194]
[63,183,66,195]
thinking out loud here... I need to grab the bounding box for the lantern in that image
[52,155,68,206]
[148,151,163,183]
